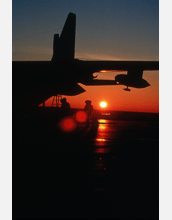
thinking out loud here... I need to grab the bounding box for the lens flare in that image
[58,117,77,132]
[75,110,88,123]
[100,101,107,108]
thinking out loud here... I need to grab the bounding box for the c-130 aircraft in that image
[13,12,159,109]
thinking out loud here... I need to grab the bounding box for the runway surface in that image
[13,111,159,219]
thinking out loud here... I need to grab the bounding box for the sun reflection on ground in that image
[96,138,106,142]
[94,147,109,154]
[99,124,106,129]
[98,119,106,124]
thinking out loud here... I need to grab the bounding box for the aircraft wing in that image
[80,60,159,73]
[13,81,85,110]
[78,60,158,87]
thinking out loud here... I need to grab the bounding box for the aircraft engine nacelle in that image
[114,73,150,89]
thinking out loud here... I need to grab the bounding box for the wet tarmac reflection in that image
[93,119,118,192]
[13,115,159,219]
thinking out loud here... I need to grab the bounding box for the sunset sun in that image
[100,101,107,108]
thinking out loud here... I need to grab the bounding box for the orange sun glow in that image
[100,101,107,108]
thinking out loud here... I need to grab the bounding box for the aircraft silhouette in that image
[13,12,159,109]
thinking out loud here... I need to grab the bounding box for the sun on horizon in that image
[100,101,107,108]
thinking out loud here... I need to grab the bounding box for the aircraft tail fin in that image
[52,12,76,61]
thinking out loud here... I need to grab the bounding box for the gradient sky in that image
[12,0,159,113]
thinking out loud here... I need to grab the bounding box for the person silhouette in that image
[84,100,93,119]
[60,98,71,117]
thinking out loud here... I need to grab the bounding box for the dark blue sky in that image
[12,0,159,61]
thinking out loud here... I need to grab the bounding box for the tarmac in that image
[13,110,159,219]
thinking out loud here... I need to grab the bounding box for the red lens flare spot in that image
[58,117,77,132]
[75,110,88,123]
[100,101,107,108]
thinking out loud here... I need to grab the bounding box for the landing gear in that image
[123,86,131,91]
[51,94,62,107]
